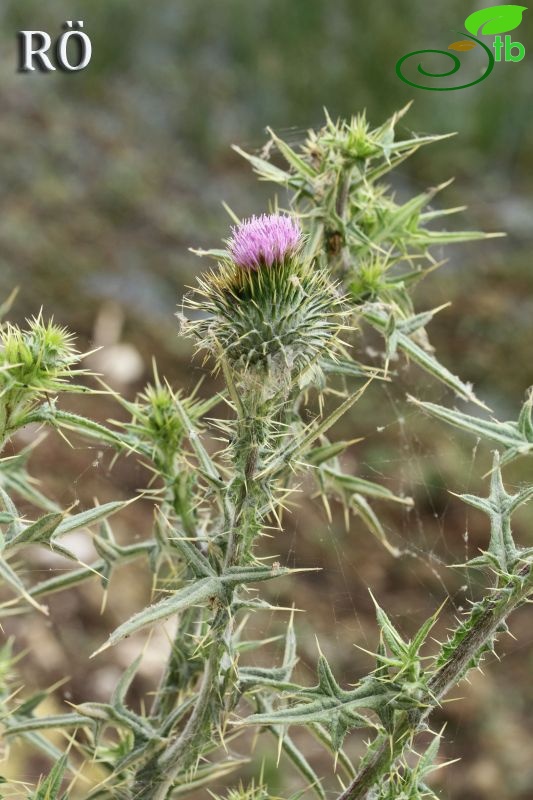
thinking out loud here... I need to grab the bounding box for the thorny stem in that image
[0,403,13,453]
[137,607,230,800]
[327,165,353,275]
[336,166,352,220]
[133,404,270,799]
[149,482,203,720]
[150,613,203,720]
[148,389,240,723]
[337,562,533,800]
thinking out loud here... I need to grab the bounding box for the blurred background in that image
[1,1,533,798]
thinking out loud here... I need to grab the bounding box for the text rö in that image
[18,21,91,73]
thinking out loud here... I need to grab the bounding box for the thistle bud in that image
[185,213,345,397]
[0,316,78,393]
[0,316,80,444]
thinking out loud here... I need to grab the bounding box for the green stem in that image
[148,606,203,720]
[327,165,353,275]
[150,481,204,720]
[337,562,533,800]
[135,607,229,800]
[133,409,268,799]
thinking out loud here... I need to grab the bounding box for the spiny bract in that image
[186,214,346,392]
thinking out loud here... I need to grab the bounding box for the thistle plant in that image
[1,106,532,800]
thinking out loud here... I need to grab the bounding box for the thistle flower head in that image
[228,213,302,270]
[185,215,345,397]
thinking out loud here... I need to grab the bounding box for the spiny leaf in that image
[33,408,124,448]
[309,722,356,779]
[91,576,223,656]
[222,564,311,583]
[0,486,23,540]
[365,309,486,408]
[111,655,143,707]
[306,440,356,466]
[94,565,301,655]
[6,512,64,548]
[321,465,412,505]
[170,758,250,797]
[321,357,387,380]
[267,126,318,180]
[410,604,444,655]
[243,692,377,727]
[55,500,129,538]
[172,393,226,501]
[518,390,533,440]
[409,396,532,460]
[370,592,408,658]
[0,448,59,512]
[261,379,373,477]
[417,727,445,777]
[30,540,156,598]
[232,145,305,191]
[457,452,525,573]
[243,666,385,732]
[162,517,215,578]
[349,493,401,557]
[31,754,68,800]
[5,714,92,735]
[317,653,343,696]
[0,555,48,613]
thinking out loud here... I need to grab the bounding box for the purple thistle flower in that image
[228,213,302,270]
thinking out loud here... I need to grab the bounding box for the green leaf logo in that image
[465,4,527,36]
